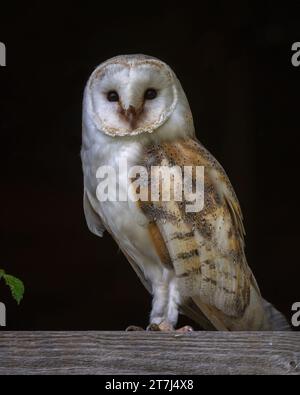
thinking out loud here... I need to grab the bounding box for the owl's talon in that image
[176,325,194,333]
[147,321,175,331]
[158,321,174,331]
[146,323,161,331]
[125,325,145,331]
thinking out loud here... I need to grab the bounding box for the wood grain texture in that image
[0,331,299,375]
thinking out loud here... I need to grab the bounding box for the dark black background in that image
[0,1,299,330]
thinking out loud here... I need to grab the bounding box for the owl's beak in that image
[125,104,136,121]
[124,105,138,128]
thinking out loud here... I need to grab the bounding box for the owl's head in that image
[84,54,194,137]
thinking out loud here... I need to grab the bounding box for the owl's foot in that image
[176,325,194,333]
[146,323,164,331]
[147,321,193,332]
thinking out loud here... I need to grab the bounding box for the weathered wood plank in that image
[0,332,299,375]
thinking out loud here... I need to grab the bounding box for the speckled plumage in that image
[139,139,269,330]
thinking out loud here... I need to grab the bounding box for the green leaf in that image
[3,274,24,304]
[0,269,4,280]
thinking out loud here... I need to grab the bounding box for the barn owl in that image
[81,54,279,331]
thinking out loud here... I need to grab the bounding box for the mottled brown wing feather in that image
[140,138,268,330]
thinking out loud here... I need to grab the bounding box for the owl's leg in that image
[148,277,193,333]
[165,277,193,332]
[127,271,193,332]
[127,280,170,332]
[146,276,192,332]
[149,278,170,327]
[165,277,180,326]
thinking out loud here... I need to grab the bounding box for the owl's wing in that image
[140,138,268,330]
[83,189,106,237]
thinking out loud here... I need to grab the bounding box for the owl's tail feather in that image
[182,297,291,331]
[262,299,291,331]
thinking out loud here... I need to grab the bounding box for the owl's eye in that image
[144,88,157,100]
[107,91,119,102]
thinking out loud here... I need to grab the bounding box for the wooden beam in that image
[0,331,299,375]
